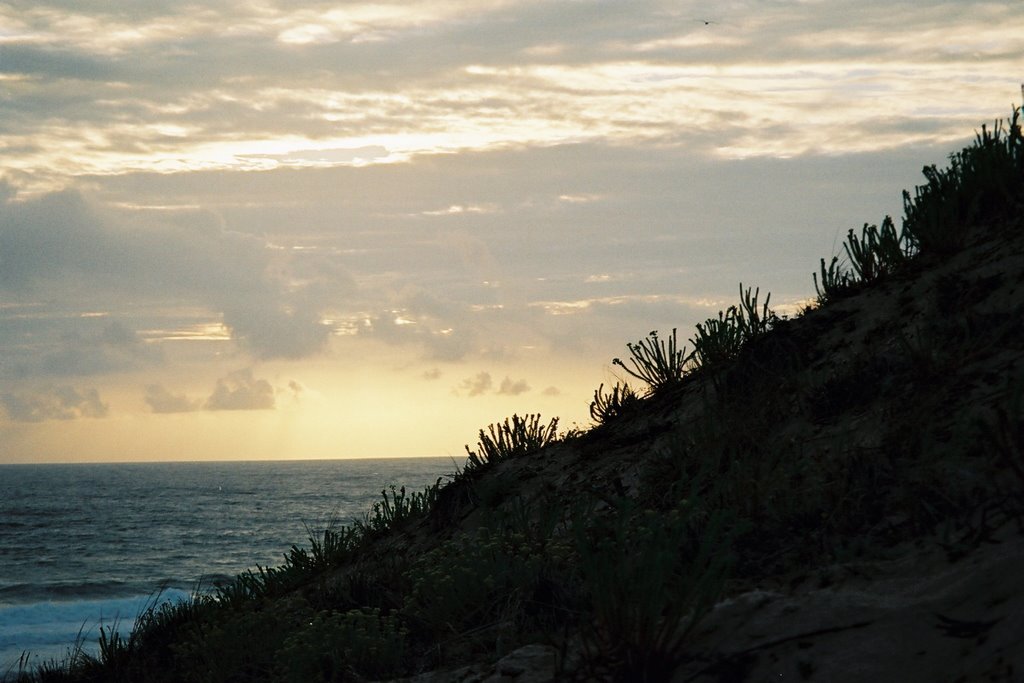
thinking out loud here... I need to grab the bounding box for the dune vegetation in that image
[12,106,1024,682]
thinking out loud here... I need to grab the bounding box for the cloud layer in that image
[1,0,1019,190]
[0,0,1018,459]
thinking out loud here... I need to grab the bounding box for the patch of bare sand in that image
[678,521,1024,682]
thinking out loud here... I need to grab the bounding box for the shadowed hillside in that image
[13,107,1024,682]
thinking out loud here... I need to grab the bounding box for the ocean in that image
[0,457,455,677]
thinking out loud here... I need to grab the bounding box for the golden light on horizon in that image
[1,0,1020,463]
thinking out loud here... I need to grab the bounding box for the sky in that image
[0,0,1021,463]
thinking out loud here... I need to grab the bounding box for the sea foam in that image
[0,589,191,676]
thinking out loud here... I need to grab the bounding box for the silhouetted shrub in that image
[464,414,559,471]
[613,328,689,391]
[903,107,1023,253]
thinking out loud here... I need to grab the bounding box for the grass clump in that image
[690,284,775,371]
[608,286,776,396]
[403,524,567,656]
[813,254,854,303]
[574,498,735,682]
[814,106,1023,302]
[590,382,641,424]
[612,328,689,391]
[843,216,910,282]
[813,217,910,304]
[214,524,364,605]
[689,310,744,370]
[360,481,442,534]
[277,608,407,682]
[464,413,559,472]
[903,106,1023,253]
[976,380,1024,520]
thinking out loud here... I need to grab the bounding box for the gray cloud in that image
[54,320,160,375]
[458,371,493,397]
[147,372,293,413]
[1,133,958,386]
[144,384,200,413]
[0,181,15,204]
[0,385,108,422]
[223,302,331,360]
[0,315,163,379]
[204,368,275,411]
[358,313,468,361]
[0,189,348,366]
[497,376,530,396]
[6,0,1000,93]
[92,140,939,290]
[455,372,532,398]
[358,287,477,361]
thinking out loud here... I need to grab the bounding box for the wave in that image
[0,589,191,677]
[0,458,454,679]
[0,579,131,603]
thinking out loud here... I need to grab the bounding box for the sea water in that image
[0,457,455,677]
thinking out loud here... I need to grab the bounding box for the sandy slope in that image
[386,215,1024,681]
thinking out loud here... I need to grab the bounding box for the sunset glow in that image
[1,0,1020,463]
